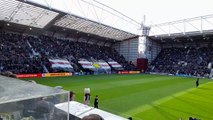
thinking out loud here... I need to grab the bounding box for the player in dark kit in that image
[196,77,199,88]
[94,95,99,108]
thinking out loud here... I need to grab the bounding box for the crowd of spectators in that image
[0,32,43,74]
[0,31,135,74]
[149,47,213,77]
[28,35,136,72]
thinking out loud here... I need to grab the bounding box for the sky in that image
[29,0,213,35]
[96,0,213,25]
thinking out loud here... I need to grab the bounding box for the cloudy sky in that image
[97,0,213,25]
[30,0,213,34]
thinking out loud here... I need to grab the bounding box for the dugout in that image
[0,75,80,120]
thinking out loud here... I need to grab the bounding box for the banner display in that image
[129,71,140,74]
[49,59,73,69]
[44,73,72,77]
[118,71,129,74]
[108,61,122,68]
[118,71,140,74]
[16,73,72,78]
[16,74,43,78]
[98,62,111,70]
[93,63,101,68]
[79,60,95,69]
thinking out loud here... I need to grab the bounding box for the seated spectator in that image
[148,47,213,77]
[82,114,104,120]
[70,91,75,101]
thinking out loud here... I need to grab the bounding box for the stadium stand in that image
[0,31,136,74]
[28,34,136,72]
[148,47,213,77]
[0,32,44,74]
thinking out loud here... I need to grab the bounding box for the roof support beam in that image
[156,26,170,36]
[150,14,213,37]
[203,18,213,27]
[171,24,184,35]
[185,21,201,33]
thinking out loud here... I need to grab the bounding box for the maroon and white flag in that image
[49,59,73,69]
[108,61,122,68]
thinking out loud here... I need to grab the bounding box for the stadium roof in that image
[54,15,136,40]
[149,31,213,44]
[149,14,213,43]
[0,0,58,28]
[0,0,139,41]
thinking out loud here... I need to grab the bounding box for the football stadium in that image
[0,0,213,120]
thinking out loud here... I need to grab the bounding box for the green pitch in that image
[23,74,213,120]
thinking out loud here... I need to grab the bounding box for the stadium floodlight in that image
[0,0,59,28]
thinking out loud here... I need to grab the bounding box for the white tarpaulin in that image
[55,101,128,120]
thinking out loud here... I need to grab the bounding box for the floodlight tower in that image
[138,15,151,58]
[141,15,151,36]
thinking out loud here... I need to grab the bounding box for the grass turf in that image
[23,74,213,120]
